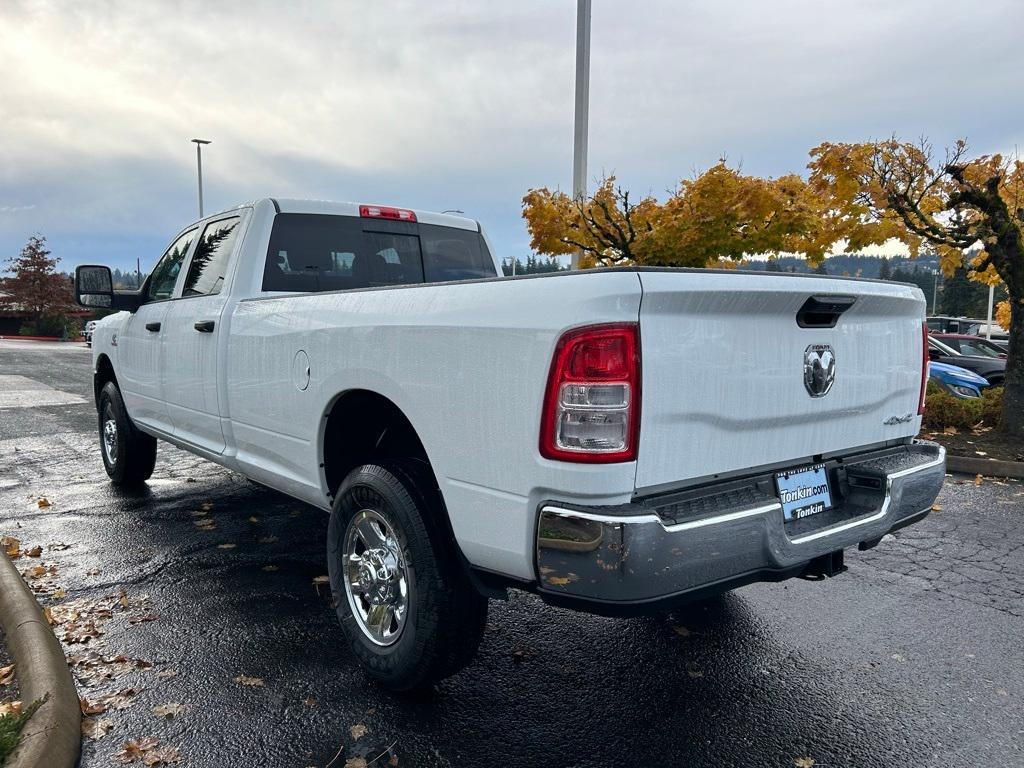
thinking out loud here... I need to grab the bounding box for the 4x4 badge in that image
[804,344,835,397]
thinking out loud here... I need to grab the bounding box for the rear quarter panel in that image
[225,271,643,579]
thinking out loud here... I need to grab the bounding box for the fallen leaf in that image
[344,760,368,768]
[262,565,279,572]
[37,497,51,508]
[152,702,185,718]
[2,536,21,557]
[193,518,216,530]
[258,536,279,544]
[115,737,180,765]
[234,674,264,687]
[350,723,367,741]
[687,668,704,678]
[672,625,693,637]
[930,504,942,512]
[0,665,14,685]
[101,687,143,710]
[155,669,178,680]
[303,697,317,707]
[248,516,259,524]
[81,717,114,740]
[0,700,22,716]
[25,545,42,558]
[48,542,71,551]
[217,543,236,550]
[51,587,67,599]
[974,474,984,486]
[201,502,213,511]
[119,590,130,609]
[943,426,958,435]
[80,697,107,715]
[794,759,815,768]
[546,576,573,586]
[312,575,330,585]
[975,451,988,456]
[143,745,181,766]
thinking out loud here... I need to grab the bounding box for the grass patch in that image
[0,697,45,766]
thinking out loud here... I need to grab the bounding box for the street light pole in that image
[932,269,939,314]
[190,139,211,218]
[986,283,995,339]
[571,0,591,270]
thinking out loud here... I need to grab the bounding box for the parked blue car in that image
[929,360,990,398]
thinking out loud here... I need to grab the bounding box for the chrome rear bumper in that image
[536,441,945,606]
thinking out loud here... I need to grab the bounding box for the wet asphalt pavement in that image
[0,340,1022,768]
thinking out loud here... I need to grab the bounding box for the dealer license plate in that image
[775,464,833,521]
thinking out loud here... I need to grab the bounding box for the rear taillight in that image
[918,321,929,415]
[359,204,417,222]
[540,323,640,462]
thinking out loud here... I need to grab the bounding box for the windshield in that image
[956,338,1006,358]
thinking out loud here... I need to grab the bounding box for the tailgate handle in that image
[797,295,855,328]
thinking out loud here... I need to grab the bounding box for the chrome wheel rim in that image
[343,508,409,646]
[102,408,118,465]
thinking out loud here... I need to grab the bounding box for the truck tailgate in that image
[635,271,926,492]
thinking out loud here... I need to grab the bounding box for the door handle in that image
[194,320,215,333]
[145,322,161,332]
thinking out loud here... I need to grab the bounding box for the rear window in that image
[262,213,495,293]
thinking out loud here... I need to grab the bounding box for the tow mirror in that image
[75,266,113,308]
[75,265,143,312]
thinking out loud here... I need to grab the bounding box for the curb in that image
[0,553,80,768]
[946,454,1024,480]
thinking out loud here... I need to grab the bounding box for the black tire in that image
[98,381,157,485]
[327,460,487,690]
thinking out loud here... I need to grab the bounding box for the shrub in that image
[922,382,1002,430]
[18,314,81,339]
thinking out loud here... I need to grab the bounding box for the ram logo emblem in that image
[804,344,835,398]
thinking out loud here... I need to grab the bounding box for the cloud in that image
[1,0,1021,270]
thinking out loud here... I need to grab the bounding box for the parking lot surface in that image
[1,339,1021,767]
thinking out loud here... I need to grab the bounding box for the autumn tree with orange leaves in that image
[807,139,1023,436]
[522,164,826,269]
[523,141,1023,436]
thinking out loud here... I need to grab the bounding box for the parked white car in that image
[75,198,945,689]
[82,319,97,346]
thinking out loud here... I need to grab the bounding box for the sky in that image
[1,0,1022,274]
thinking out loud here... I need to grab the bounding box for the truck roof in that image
[219,198,480,232]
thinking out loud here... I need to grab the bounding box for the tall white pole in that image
[986,283,995,339]
[571,0,591,270]
[191,138,211,218]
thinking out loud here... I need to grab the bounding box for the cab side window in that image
[183,218,240,297]
[148,229,196,301]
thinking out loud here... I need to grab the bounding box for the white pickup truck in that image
[75,198,945,689]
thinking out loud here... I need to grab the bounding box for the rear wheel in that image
[327,461,487,690]
[98,381,157,485]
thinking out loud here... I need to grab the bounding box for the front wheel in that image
[98,381,157,485]
[327,461,487,690]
